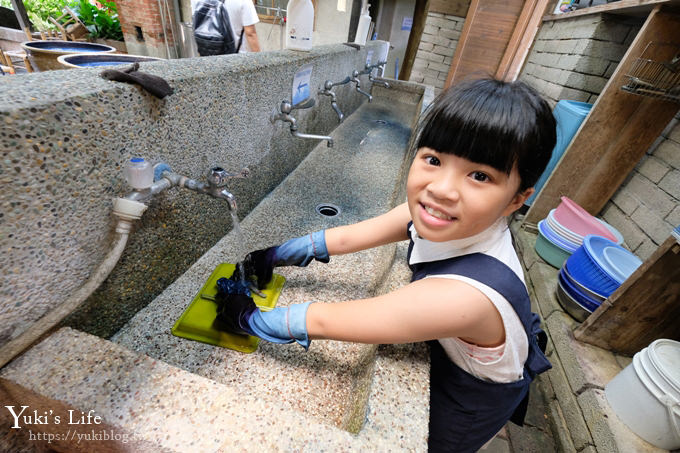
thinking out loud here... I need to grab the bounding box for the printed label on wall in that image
[366,50,373,66]
[401,17,412,31]
[292,64,313,106]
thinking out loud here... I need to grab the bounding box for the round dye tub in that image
[21,40,117,71]
[58,53,162,69]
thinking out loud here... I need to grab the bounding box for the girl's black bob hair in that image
[413,78,557,192]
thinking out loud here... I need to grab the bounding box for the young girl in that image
[217,78,556,452]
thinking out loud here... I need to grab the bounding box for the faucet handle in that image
[291,97,315,110]
[207,166,249,187]
[279,98,314,114]
[323,77,351,90]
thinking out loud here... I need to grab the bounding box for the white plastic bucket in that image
[605,339,680,450]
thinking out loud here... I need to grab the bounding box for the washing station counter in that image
[0,42,434,448]
[109,81,433,447]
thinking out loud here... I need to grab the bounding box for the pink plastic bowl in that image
[553,196,617,242]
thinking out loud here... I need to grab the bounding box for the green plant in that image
[68,0,122,41]
[0,0,64,31]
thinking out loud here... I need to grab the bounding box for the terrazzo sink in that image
[111,82,431,433]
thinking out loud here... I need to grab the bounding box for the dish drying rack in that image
[621,42,680,103]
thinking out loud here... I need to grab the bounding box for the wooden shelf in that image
[574,237,680,354]
[527,4,680,354]
[526,5,680,224]
[543,0,680,20]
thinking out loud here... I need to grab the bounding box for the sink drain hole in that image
[374,119,388,125]
[316,203,341,217]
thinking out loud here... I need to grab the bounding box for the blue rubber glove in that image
[215,292,312,350]
[244,230,329,289]
[245,302,312,349]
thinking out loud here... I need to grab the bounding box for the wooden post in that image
[495,0,551,82]
[444,0,525,88]
[10,0,31,32]
[525,6,680,224]
[398,0,430,81]
[574,237,680,355]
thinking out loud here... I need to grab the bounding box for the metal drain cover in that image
[315,203,341,217]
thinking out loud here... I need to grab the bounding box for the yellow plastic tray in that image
[171,263,285,353]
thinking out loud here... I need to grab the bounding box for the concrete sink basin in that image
[111,81,431,433]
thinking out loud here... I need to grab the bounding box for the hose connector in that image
[113,197,148,233]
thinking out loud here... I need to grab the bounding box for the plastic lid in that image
[584,235,639,284]
[130,157,145,163]
[649,339,680,390]
[602,246,642,282]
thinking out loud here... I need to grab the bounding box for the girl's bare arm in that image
[323,202,411,255]
[306,277,505,347]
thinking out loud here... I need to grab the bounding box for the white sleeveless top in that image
[408,219,528,383]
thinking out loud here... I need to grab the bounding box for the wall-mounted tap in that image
[369,73,390,88]
[126,163,247,212]
[361,62,390,89]
[270,98,334,148]
[350,69,372,102]
[175,166,247,211]
[318,77,351,122]
[369,70,390,88]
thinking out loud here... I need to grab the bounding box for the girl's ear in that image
[502,187,534,217]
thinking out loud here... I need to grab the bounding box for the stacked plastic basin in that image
[535,196,623,268]
[525,100,593,207]
[533,196,643,322]
[557,235,642,322]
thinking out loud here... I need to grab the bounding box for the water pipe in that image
[0,160,248,369]
[0,198,146,369]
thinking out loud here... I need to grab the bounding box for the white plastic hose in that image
[0,198,147,369]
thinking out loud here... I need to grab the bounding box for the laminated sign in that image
[292,64,313,106]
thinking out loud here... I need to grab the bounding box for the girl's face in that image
[407,147,533,242]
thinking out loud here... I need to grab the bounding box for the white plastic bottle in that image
[354,1,371,45]
[286,0,314,51]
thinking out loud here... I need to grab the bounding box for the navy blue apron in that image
[406,223,551,452]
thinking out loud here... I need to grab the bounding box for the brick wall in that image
[115,0,178,58]
[602,115,680,260]
[520,15,642,107]
[519,13,678,260]
[408,12,465,95]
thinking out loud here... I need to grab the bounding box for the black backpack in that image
[193,0,243,56]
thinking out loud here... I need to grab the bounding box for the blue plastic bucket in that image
[526,100,593,206]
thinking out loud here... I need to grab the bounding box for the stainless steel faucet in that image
[363,62,390,88]
[128,164,247,211]
[369,70,390,88]
[350,69,373,101]
[318,77,351,122]
[270,98,334,148]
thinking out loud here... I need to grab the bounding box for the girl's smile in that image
[418,202,456,225]
[407,147,532,242]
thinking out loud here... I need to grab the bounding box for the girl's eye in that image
[471,171,489,182]
[425,156,441,166]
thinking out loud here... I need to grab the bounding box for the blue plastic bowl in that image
[562,263,607,301]
[558,268,601,312]
[583,235,642,284]
[565,239,621,297]
[538,220,578,253]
